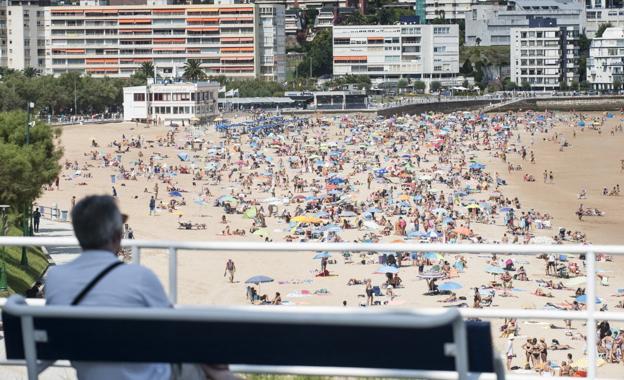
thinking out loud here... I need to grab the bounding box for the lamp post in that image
[21,102,34,266]
[0,205,9,291]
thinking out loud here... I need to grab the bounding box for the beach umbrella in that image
[292,215,322,224]
[500,207,513,212]
[466,204,481,210]
[418,272,444,279]
[245,275,274,284]
[340,211,357,217]
[362,220,380,230]
[177,152,189,161]
[398,194,411,201]
[375,265,399,274]
[424,252,443,260]
[485,265,505,274]
[428,230,441,238]
[479,289,495,296]
[469,163,485,170]
[169,191,182,197]
[252,228,270,238]
[366,207,382,213]
[218,195,237,203]
[243,207,257,219]
[313,251,332,260]
[439,282,463,291]
[575,295,601,304]
[530,236,554,244]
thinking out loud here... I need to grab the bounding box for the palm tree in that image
[137,61,155,79]
[183,59,207,82]
[22,67,39,78]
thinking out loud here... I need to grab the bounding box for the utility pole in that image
[21,102,34,266]
[74,79,77,116]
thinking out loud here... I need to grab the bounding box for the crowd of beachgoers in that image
[40,109,624,377]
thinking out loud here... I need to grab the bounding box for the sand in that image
[36,112,624,376]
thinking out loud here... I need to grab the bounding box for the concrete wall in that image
[377,99,498,117]
[494,96,624,112]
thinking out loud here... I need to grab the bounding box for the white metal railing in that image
[1,237,624,379]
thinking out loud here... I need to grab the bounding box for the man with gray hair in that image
[45,195,235,380]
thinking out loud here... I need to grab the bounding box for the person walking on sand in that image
[149,196,156,216]
[543,170,548,183]
[365,280,374,306]
[549,171,554,184]
[224,259,236,283]
[506,337,515,370]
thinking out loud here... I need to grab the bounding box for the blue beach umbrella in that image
[485,265,505,274]
[576,295,601,304]
[439,282,463,291]
[375,265,399,274]
[245,275,274,284]
[313,251,332,260]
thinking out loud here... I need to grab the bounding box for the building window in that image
[134,93,146,102]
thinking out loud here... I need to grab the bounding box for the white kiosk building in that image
[123,81,220,124]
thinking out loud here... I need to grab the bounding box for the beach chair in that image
[372,286,383,297]
[2,295,505,380]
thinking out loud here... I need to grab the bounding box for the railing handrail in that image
[2,236,624,255]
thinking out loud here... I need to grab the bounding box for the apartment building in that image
[585,1,624,38]
[425,0,473,21]
[257,0,286,82]
[44,3,286,81]
[0,1,46,71]
[332,24,459,82]
[465,0,584,47]
[510,22,580,90]
[587,27,624,91]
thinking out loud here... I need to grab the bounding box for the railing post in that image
[131,246,140,265]
[21,316,38,380]
[585,250,596,379]
[169,247,177,304]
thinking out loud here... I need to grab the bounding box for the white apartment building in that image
[587,27,624,91]
[257,0,286,82]
[586,1,624,38]
[123,80,219,123]
[465,0,585,47]
[332,24,459,83]
[0,3,45,71]
[44,4,285,81]
[425,0,472,21]
[510,24,580,90]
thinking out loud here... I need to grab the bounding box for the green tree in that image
[430,81,442,93]
[559,81,569,91]
[22,67,39,78]
[460,59,473,76]
[595,23,613,38]
[0,111,62,217]
[521,80,531,91]
[397,78,408,92]
[579,80,589,91]
[614,78,622,91]
[413,80,426,93]
[133,61,155,82]
[182,59,207,82]
[578,34,590,82]
[503,77,517,91]
[570,80,580,91]
[297,29,333,78]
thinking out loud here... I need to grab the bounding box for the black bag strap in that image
[71,261,124,306]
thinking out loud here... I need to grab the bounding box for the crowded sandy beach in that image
[37,109,624,377]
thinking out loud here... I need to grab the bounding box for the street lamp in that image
[0,205,9,291]
[21,102,34,266]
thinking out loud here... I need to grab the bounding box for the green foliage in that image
[0,111,62,212]
[413,81,426,91]
[183,59,207,82]
[1,223,50,295]
[570,80,579,91]
[578,34,590,82]
[132,61,155,82]
[323,75,371,90]
[559,81,569,91]
[0,71,127,115]
[297,30,333,78]
[397,78,408,89]
[460,46,510,67]
[521,80,531,91]
[580,80,589,91]
[503,77,517,91]
[460,59,473,76]
[614,78,622,91]
[595,23,613,38]
[430,81,442,92]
